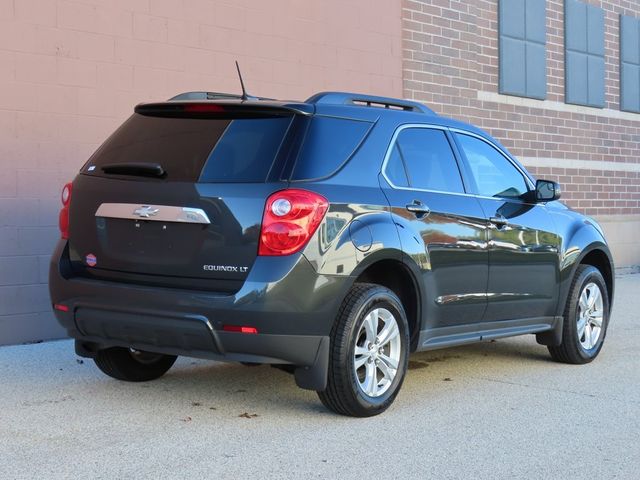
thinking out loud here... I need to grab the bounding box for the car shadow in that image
[72,336,552,418]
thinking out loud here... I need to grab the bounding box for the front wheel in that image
[94,347,177,382]
[318,283,410,417]
[548,265,610,364]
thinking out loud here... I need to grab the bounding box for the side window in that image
[385,144,409,187]
[385,128,464,193]
[455,133,529,199]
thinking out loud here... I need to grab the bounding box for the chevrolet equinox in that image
[49,91,614,417]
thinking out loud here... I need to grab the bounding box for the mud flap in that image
[536,316,564,346]
[294,336,330,391]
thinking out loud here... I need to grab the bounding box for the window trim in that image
[381,124,535,201]
[380,124,469,195]
[450,128,536,202]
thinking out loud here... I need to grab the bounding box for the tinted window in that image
[456,133,529,199]
[83,113,293,183]
[385,144,410,187]
[200,117,292,182]
[386,128,464,193]
[291,116,371,180]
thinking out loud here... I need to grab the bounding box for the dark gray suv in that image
[50,91,614,417]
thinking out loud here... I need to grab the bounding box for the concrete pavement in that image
[1,275,639,479]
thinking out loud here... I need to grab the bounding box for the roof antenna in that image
[235,61,253,101]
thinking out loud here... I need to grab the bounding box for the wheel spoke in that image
[584,323,593,349]
[354,345,369,357]
[377,319,400,347]
[590,322,600,347]
[354,354,369,370]
[378,353,399,371]
[587,286,599,309]
[579,290,589,312]
[362,361,378,396]
[590,312,603,328]
[377,358,395,380]
[362,310,378,344]
[577,316,587,339]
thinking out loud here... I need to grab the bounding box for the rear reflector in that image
[54,304,69,312]
[222,325,258,334]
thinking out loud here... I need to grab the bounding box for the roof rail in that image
[168,91,276,101]
[306,91,435,114]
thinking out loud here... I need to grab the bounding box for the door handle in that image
[489,214,509,228]
[405,200,430,217]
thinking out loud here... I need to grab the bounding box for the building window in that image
[565,0,605,108]
[498,0,547,99]
[621,15,640,113]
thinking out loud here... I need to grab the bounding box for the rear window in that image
[83,113,293,182]
[291,116,371,180]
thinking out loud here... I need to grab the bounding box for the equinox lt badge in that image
[203,265,248,273]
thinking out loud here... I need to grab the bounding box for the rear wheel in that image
[318,283,410,417]
[548,265,610,364]
[94,347,177,382]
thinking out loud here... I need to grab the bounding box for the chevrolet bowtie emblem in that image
[133,205,159,218]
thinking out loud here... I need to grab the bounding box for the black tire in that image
[317,283,410,417]
[548,265,610,364]
[94,347,177,382]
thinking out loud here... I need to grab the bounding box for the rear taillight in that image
[59,182,72,239]
[258,189,329,256]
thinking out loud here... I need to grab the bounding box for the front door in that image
[453,131,560,322]
[380,126,489,330]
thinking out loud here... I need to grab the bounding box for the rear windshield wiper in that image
[100,162,165,178]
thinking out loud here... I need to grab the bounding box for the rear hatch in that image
[68,102,306,293]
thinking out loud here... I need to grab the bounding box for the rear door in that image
[452,131,561,321]
[380,125,489,329]
[68,106,298,292]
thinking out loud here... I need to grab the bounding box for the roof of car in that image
[160,90,504,153]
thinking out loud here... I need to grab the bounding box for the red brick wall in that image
[402,0,640,218]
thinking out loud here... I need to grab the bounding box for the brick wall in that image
[0,0,403,345]
[402,0,640,219]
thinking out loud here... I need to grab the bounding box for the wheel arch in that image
[350,254,422,352]
[559,241,615,316]
[578,245,614,310]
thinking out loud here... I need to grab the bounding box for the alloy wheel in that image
[577,282,604,350]
[353,307,402,398]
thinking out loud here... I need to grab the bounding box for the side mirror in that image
[535,179,561,202]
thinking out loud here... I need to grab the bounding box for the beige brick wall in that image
[0,0,403,345]
[402,0,640,267]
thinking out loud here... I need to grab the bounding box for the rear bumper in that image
[49,240,351,390]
